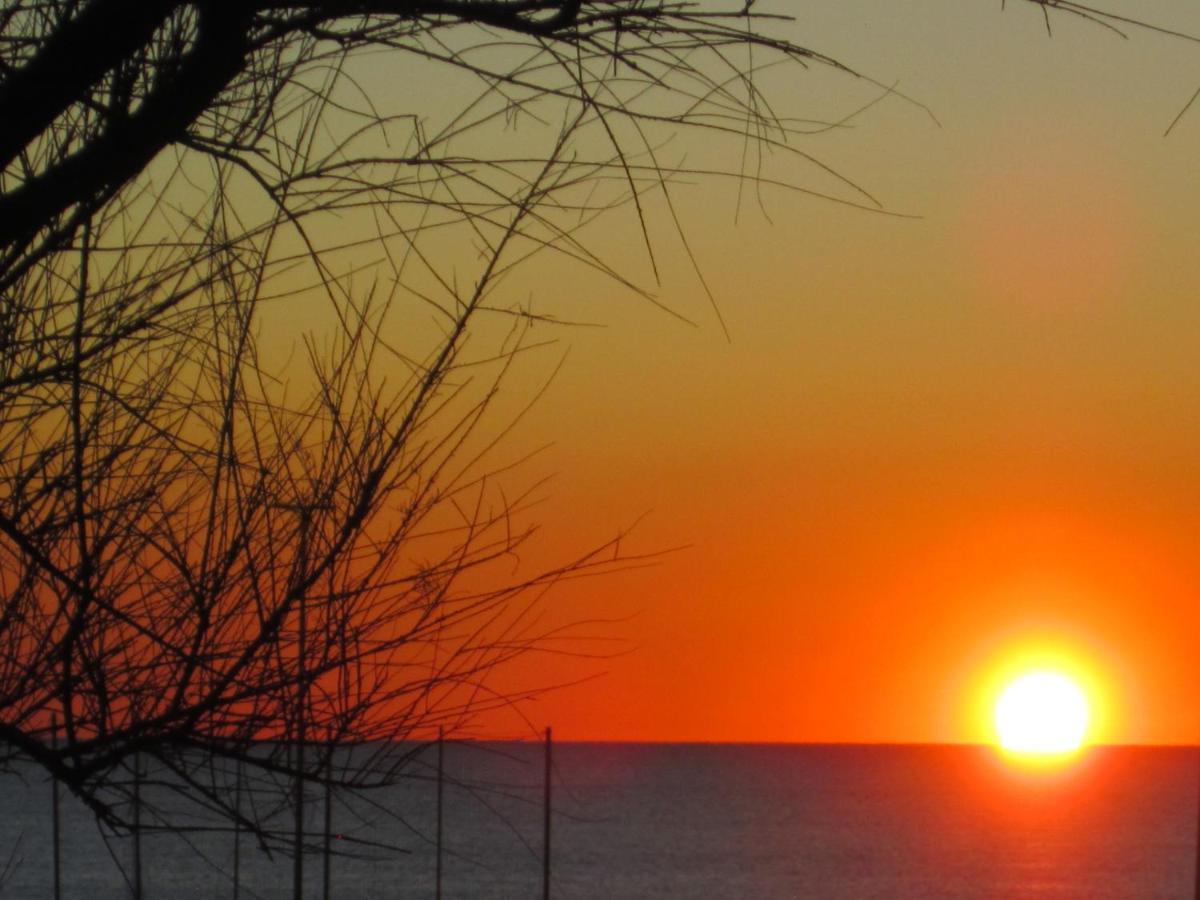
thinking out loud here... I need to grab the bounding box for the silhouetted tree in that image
[0,0,899,853]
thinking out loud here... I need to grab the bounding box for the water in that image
[0,744,1195,898]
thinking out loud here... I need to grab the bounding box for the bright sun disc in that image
[994,671,1090,755]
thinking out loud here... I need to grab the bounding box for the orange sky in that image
[464,0,1200,746]
[275,1,1200,745]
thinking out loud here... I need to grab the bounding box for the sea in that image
[0,743,1195,898]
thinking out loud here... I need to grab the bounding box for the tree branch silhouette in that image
[0,0,894,850]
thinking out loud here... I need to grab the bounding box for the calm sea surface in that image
[0,743,1195,898]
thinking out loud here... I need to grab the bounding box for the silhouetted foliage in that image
[0,0,893,851]
[4,0,1189,854]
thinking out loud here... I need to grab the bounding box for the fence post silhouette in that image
[1194,746,1200,900]
[323,739,333,900]
[293,728,304,898]
[292,578,307,900]
[132,752,142,900]
[436,727,444,900]
[233,756,242,900]
[542,727,552,900]
[51,713,61,900]
[293,508,312,900]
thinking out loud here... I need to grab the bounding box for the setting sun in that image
[994,671,1091,756]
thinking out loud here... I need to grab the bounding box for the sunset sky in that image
[264,1,1200,748]
[448,0,1200,747]
[24,8,1200,892]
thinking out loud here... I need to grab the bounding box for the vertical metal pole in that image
[322,741,332,900]
[133,753,142,900]
[294,587,306,900]
[435,727,444,900]
[1194,745,1200,900]
[233,756,242,900]
[51,713,61,900]
[542,726,551,900]
[293,735,304,899]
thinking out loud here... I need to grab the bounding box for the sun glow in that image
[993,670,1090,756]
